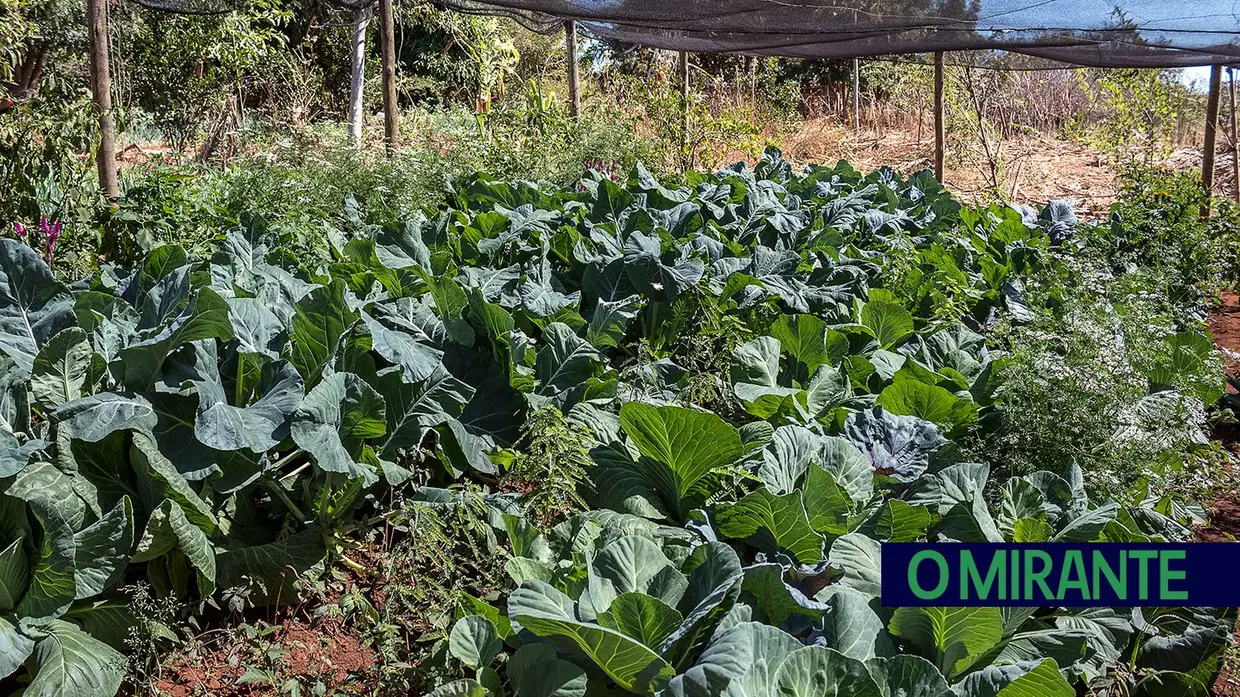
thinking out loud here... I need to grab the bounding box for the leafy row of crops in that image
[0,150,1227,695]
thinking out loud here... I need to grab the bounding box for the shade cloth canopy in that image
[439,0,1240,68]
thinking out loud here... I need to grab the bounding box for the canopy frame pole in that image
[852,58,860,130]
[379,0,399,152]
[1230,66,1238,203]
[347,8,370,149]
[1203,64,1222,218]
[934,51,945,182]
[87,0,117,199]
[566,21,580,120]
[680,50,690,169]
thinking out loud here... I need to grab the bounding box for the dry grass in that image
[783,116,1120,216]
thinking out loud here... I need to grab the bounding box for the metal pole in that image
[566,21,580,120]
[680,51,690,167]
[852,58,860,130]
[379,0,399,152]
[1203,64,1222,217]
[87,0,117,199]
[934,51,945,182]
[1230,66,1238,203]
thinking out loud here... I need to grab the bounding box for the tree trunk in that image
[348,11,369,148]
[565,21,580,120]
[87,0,118,200]
[852,58,860,130]
[379,0,399,152]
[197,95,237,163]
[1230,67,1238,203]
[8,44,48,98]
[934,52,945,183]
[1203,65,1222,218]
[679,51,690,169]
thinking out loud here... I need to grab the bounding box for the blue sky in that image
[1179,66,1225,92]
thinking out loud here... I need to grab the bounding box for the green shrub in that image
[1082,165,1240,318]
[981,292,1217,495]
[98,102,657,267]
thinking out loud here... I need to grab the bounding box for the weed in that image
[503,405,590,528]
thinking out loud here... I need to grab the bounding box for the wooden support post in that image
[347,9,369,149]
[565,21,580,120]
[852,58,860,130]
[379,0,399,152]
[87,0,117,199]
[747,55,755,104]
[1230,66,1238,203]
[1203,64,1222,217]
[933,51,945,183]
[680,51,690,166]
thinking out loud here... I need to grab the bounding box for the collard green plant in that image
[0,148,1226,695]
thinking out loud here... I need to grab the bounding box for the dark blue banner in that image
[881,543,1240,607]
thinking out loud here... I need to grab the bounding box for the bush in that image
[982,291,1216,495]
[975,169,1232,497]
[97,101,658,267]
[1082,165,1240,319]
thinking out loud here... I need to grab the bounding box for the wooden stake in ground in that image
[852,58,860,130]
[680,51,690,168]
[566,21,580,120]
[747,55,755,104]
[379,0,399,151]
[934,51,945,182]
[347,9,370,148]
[1230,66,1239,203]
[87,0,117,198]
[1203,64,1223,217]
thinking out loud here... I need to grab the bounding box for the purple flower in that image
[45,221,61,261]
[38,217,50,236]
[12,222,24,238]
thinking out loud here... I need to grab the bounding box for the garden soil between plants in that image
[1207,291,1240,697]
[1208,291,1240,465]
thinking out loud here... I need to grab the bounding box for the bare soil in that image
[148,611,377,697]
[1201,291,1240,538]
[1211,292,1240,377]
[782,119,1119,215]
[1206,291,1240,697]
[145,547,388,697]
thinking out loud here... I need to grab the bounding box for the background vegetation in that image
[2,0,1223,278]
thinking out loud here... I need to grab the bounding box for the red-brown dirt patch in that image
[1210,292,1240,378]
[1208,291,1240,697]
[1195,498,1240,543]
[148,611,376,697]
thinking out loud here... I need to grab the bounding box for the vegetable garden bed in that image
[0,149,1231,696]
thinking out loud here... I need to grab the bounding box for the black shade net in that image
[128,0,376,15]
[439,0,1240,68]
